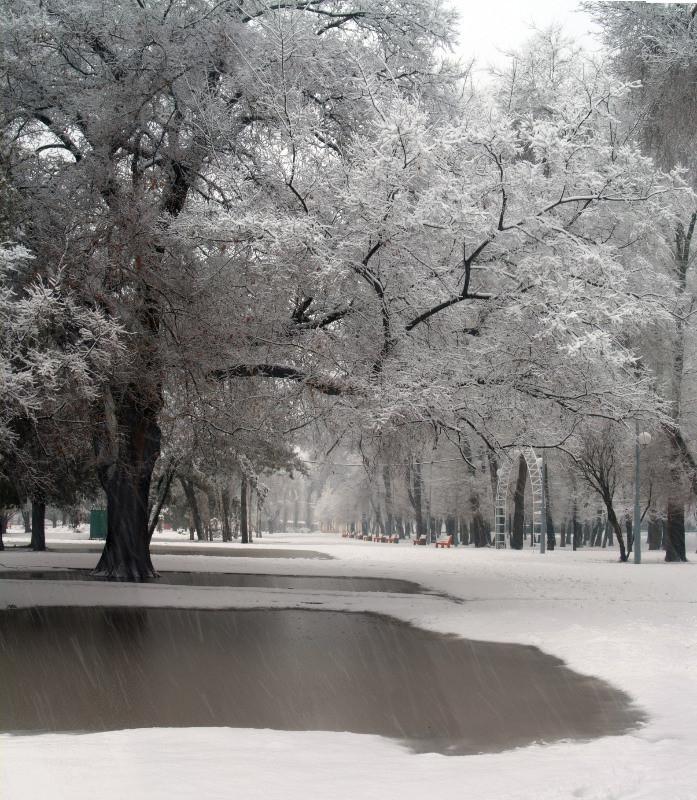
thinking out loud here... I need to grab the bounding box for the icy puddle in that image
[17,542,332,559]
[2,570,423,593]
[0,607,644,755]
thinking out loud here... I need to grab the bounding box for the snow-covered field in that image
[2,526,696,800]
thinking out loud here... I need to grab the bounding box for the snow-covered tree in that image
[586,1,697,560]
[308,28,685,549]
[333,57,681,450]
[585,2,697,179]
[3,2,688,576]
[1,244,124,547]
[1,0,460,577]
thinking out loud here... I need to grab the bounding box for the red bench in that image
[435,534,453,548]
[413,535,428,546]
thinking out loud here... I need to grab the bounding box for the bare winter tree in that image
[571,426,633,561]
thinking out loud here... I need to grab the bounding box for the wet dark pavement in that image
[0,606,644,755]
[1,570,424,593]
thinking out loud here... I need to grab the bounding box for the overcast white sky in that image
[449,0,601,68]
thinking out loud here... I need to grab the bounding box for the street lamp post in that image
[634,424,652,565]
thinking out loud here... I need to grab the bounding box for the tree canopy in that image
[1,0,692,574]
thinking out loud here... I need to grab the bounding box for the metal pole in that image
[634,421,641,564]
[540,451,547,554]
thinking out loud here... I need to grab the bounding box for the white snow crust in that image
[1,526,696,800]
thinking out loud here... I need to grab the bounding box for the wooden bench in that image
[413,534,428,546]
[387,533,400,543]
[435,534,453,548]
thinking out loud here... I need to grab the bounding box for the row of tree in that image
[1,1,695,575]
[271,415,687,557]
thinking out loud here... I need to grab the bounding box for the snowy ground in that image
[1,525,696,800]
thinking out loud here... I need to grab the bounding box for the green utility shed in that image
[89,510,107,539]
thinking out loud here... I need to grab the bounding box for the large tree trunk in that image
[93,395,160,580]
[369,489,385,537]
[511,455,527,550]
[625,517,634,557]
[240,479,249,544]
[383,467,394,539]
[0,512,6,550]
[659,216,695,563]
[446,515,458,546]
[572,505,583,551]
[30,499,46,551]
[605,503,628,562]
[406,462,426,539]
[647,515,662,550]
[472,514,485,547]
[200,490,212,541]
[179,477,206,541]
[602,518,614,547]
[395,516,404,539]
[469,491,489,547]
[304,485,314,532]
[147,466,176,541]
[543,462,555,550]
[660,453,690,561]
[221,485,232,542]
[665,501,687,562]
[281,495,288,534]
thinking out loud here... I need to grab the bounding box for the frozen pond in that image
[0,606,644,755]
[2,570,424,593]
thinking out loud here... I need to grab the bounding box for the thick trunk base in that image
[93,551,157,581]
[30,500,46,551]
[94,395,161,581]
[240,480,249,544]
[511,456,527,550]
[92,474,158,581]
[665,503,687,562]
